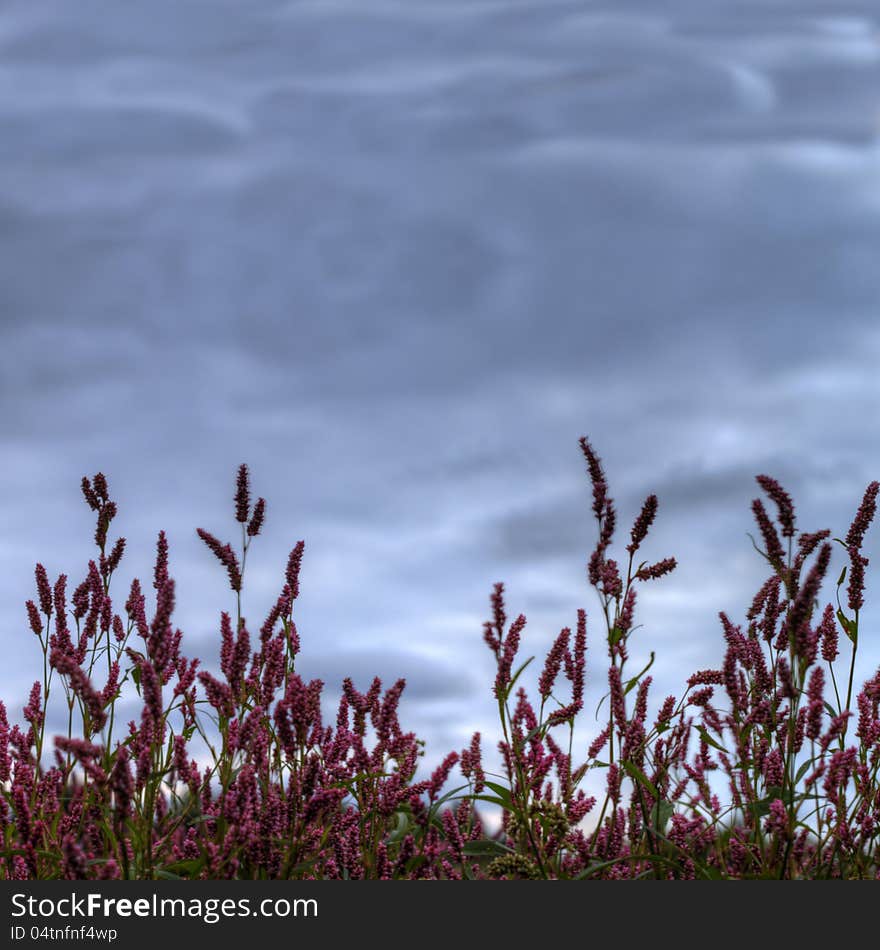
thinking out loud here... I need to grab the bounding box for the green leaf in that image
[623,652,656,696]
[483,781,513,810]
[429,783,471,810]
[651,799,674,835]
[795,760,813,785]
[471,794,510,809]
[836,565,847,587]
[837,608,857,644]
[508,656,535,694]
[157,858,203,879]
[462,839,514,858]
[696,725,727,754]
[623,760,658,799]
[388,810,410,843]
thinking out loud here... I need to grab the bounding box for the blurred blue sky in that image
[2,0,880,769]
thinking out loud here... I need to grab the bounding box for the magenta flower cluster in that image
[2,442,880,880]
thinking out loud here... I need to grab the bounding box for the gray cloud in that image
[3,1,880,766]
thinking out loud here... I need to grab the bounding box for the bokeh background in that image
[3,0,880,771]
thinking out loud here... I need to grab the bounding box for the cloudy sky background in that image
[3,0,880,773]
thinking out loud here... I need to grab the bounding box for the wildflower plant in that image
[1,442,879,879]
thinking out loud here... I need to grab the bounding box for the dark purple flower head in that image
[196,529,242,592]
[23,682,42,730]
[635,557,677,582]
[655,696,676,731]
[538,627,570,700]
[845,481,880,551]
[600,559,623,599]
[795,529,831,569]
[764,798,789,839]
[617,587,636,636]
[220,611,235,679]
[847,547,869,613]
[491,582,506,636]
[235,464,251,523]
[198,671,235,719]
[746,575,781,622]
[92,472,109,503]
[628,494,658,555]
[112,614,126,643]
[494,614,526,700]
[35,564,53,618]
[61,834,88,880]
[149,575,176,674]
[579,436,608,519]
[689,686,714,706]
[125,578,149,643]
[805,667,825,740]
[229,620,251,692]
[52,574,72,653]
[428,752,459,802]
[260,584,292,642]
[71,579,91,621]
[105,536,126,576]
[587,548,604,590]
[460,732,485,793]
[608,666,626,731]
[819,603,838,663]
[756,475,796,539]
[274,674,324,754]
[285,541,305,600]
[568,609,587,710]
[785,542,832,647]
[25,600,42,636]
[152,530,169,593]
[247,497,266,537]
[0,702,10,782]
[687,668,724,687]
[81,476,100,512]
[94,501,117,552]
[599,499,616,550]
[101,661,121,705]
[55,737,107,782]
[751,498,784,566]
